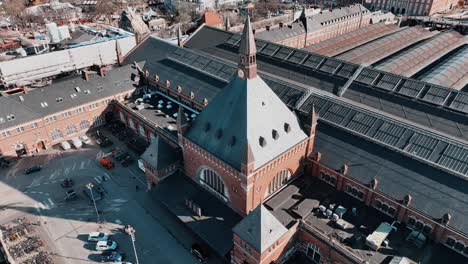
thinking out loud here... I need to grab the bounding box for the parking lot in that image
[0,130,224,264]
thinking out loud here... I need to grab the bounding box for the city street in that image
[0,138,223,264]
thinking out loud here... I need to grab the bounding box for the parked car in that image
[79,135,92,145]
[96,240,118,251]
[88,232,109,242]
[24,165,42,174]
[100,251,125,262]
[191,244,208,263]
[71,137,83,148]
[121,156,134,167]
[64,189,78,201]
[96,136,113,147]
[61,178,74,188]
[60,141,71,150]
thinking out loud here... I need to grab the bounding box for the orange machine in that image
[99,157,114,169]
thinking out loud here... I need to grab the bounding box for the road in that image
[0,138,224,264]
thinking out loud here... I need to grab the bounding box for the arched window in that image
[80,120,90,130]
[51,129,63,140]
[128,118,136,130]
[65,125,77,135]
[199,168,228,201]
[267,169,291,196]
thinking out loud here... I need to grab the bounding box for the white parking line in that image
[38,202,46,210]
[80,161,86,170]
[94,177,101,184]
[64,168,70,175]
[71,163,76,171]
[47,198,55,207]
[104,172,111,180]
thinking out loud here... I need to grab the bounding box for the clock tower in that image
[238,15,257,80]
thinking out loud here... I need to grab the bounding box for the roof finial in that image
[177,24,183,47]
[238,15,257,79]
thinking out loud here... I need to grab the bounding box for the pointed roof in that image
[177,24,183,47]
[225,15,231,31]
[140,136,180,171]
[184,75,307,170]
[239,15,256,56]
[233,205,287,252]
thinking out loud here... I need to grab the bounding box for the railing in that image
[112,100,178,145]
[300,220,364,264]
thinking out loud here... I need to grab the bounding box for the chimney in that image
[370,177,378,190]
[315,152,322,162]
[190,91,195,100]
[165,80,171,87]
[403,194,412,206]
[279,22,283,28]
[177,85,182,94]
[82,70,89,81]
[99,67,105,77]
[341,164,349,175]
[203,98,209,107]
[266,25,270,31]
[442,213,451,225]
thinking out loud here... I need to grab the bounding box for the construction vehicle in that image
[99,157,114,169]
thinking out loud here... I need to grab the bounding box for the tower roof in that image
[184,74,307,170]
[233,205,287,252]
[239,15,256,56]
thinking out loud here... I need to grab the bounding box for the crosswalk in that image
[93,174,111,184]
[35,198,55,211]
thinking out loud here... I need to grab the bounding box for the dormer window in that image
[204,122,211,132]
[229,136,236,146]
[216,129,223,139]
[6,115,15,121]
[272,129,279,140]
[259,136,266,147]
[284,123,291,133]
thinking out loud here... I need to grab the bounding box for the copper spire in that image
[238,15,257,79]
[239,15,256,56]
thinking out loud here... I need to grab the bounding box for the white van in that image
[60,141,71,150]
[70,137,83,148]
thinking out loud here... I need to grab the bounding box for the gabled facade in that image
[177,16,314,216]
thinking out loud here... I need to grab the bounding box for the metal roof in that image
[335,27,433,65]
[419,45,468,90]
[125,33,468,235]
[375,31,466,77]
[303,22,401,57]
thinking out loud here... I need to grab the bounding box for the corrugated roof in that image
[419,45,468,90]
[375,31,467,77]
[336,26,433,65]
[303,22,401,57]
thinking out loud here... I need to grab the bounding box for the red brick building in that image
[0,67,135,158]
[368,0,459,15]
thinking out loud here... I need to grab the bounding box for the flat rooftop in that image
[265,177,467,264]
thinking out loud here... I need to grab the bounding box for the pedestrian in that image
[101,175,106,181]
[135,185,139,191]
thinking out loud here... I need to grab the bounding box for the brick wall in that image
[0,92,131,157]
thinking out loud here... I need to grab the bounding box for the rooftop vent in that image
[70,93,77,98]
[6,115,15,121]
[40,102,48,108]
[272,129,279,140]
[56,97,63,103]
[75,87,81,92]
[216,129,223,139]
[204,122,211,132]
[259,136,266,147]
[84,90,91,94]
[19,95,24,102]
[284,123,291,133]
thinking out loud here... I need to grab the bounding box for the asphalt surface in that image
[0,133,225,264]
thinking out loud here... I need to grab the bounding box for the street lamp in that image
[124,225,140,264]
[86,183,100,223]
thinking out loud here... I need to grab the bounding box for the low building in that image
[0,66,134,157]
[367,0,459,16]
[254,4,372,49]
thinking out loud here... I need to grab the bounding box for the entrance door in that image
[37,141,46,151]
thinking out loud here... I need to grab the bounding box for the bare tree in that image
[2,0,27,26]
[173,2,193,24]
[94,0,120,23]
